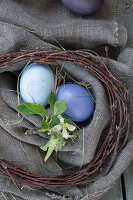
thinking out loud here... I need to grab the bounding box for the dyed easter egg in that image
[56,84,95,122]
[61,0,104,15]
[20,63,55,107]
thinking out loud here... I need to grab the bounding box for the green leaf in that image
[40,135,59,161]
[55,131,64,139]
[39,120,49,132]
[49,115,60,129]
[44,147,55,161]
[54,100,67,115]
[41,120,49,130]
[55,142,63,153]
[55,140,66,153]
[16,105,34,114]
[39,129,44,133]
[23,102,48,116]
[40,140,51,151]
[64,118,77,134]
[64,118,77,126]
[40,134,57,150]
[44,133,49,138]
[48,91,56,113]
[67,129,78,134]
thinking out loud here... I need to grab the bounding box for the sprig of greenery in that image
[16,91,77,161]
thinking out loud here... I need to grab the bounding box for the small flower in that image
[52,115,76,139]
[52,125,62,132]
[58,115,64,123]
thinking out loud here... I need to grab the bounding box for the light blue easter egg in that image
[56,83,95,122]
[20,63,55,107]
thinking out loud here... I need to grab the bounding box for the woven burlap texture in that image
[0,0,132,200]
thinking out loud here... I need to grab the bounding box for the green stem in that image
[53,132,62,141]
[46,116,49,122]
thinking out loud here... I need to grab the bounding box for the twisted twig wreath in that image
[0,48,130,191]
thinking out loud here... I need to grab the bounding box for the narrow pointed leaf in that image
[16,105,34,114]
[23,102,48,116]
[40,140,51,151]
[41,119,49,130]
[44,147,55,161]
[48,91,56,113]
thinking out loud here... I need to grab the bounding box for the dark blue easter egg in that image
[56,84,95,122]
[61,0,104,15]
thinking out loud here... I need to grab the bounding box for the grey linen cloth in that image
[0,0,133,200]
